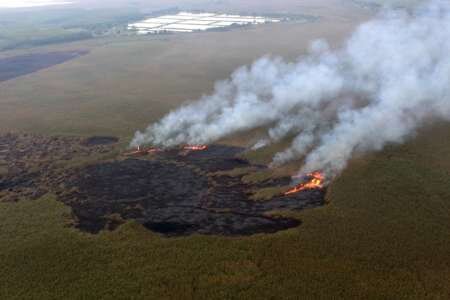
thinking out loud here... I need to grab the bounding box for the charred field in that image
[0,133,325,237]
[0,50,88,83]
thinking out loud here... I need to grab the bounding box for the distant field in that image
[0,5,368,139]
[0,7,144,51]
[0,50,88,82]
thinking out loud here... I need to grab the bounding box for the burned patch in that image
[58,145,326,236]
[0,50,88,83]
[0,133,119,202]
[158,144,252,172]
[70,159,207,202]
[82,136,119,146]
[0,171,45,202]
[1,134,326,237]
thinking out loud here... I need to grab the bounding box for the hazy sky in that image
[0,0,426,14]
[357,0,424,7]
[0,0,73,8]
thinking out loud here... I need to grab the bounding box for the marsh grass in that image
[1,124,450,299]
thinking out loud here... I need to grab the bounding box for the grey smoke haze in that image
[132,0,450,178]
[356,0,424,8]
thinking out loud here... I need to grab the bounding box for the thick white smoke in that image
[132,0,450,178]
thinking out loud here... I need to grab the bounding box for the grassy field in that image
[0,5,367,139]
[1,123,449,299]
[1,1,449,298]
[0,8,144,51]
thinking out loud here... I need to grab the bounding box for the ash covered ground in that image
[0,134,325,237]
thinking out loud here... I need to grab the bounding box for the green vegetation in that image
[211,166,259,177]
[250,186,285,201]
[0,8,144,50]
[1,124,450,299]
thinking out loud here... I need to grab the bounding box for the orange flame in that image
[284,171,325,195]
[183,145,208,151]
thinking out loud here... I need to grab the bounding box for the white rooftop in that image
[128,12,280,35]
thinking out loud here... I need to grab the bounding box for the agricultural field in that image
[0,7,144,51]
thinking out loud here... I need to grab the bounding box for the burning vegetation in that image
[62,144,325,236]
[1,134,326,237]
[124,144,208,156]
[183,145,208,151]
[284,171,325,196]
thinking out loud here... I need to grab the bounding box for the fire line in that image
[183,145,208,151]
[284,171,325,195]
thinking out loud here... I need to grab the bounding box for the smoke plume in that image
[132,0,450,178]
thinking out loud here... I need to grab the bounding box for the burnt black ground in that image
[0,133,110,202]
[82,136,119,146]
[60,145,326,236]
[0,51,88,82]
